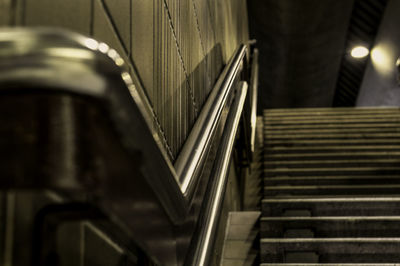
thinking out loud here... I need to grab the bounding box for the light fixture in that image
[351,46,369,58]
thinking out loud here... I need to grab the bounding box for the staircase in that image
[260,107,400,264]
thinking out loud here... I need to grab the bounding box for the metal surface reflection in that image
[0,28,180,265]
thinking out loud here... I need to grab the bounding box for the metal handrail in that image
[174,45,247,201]
[250,48,259,155]
[187,81,248,266]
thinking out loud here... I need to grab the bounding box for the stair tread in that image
[265,128,400,134]
[264,167,400,177]
[264,118,400,125]
[260,263,399,266]
[261,238,400,242]
[265,113,400,121]
[261,239,400,263]
[261,216,400,221]
[265,133,400,140]
[261,216,400,238]
[265,139,400,145]
[264,159,400,164]
[265,145,400,151]
[264,184,400,189]
[264,175,400,186]
[264,107,399,113]
[262,197,400,203]
[265,175,400,180]
[264,167,400,171]
[264,152,400,159]
[264,123,400,129]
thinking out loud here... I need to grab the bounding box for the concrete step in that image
[263,184,400,196]
[264,167,400,177]
[262,197,400,217]
[265,113,400,122]
[264,152,400,161]
[264,138,400,146]
[264,159,400,168]
[264,127,400,135]
[264,145,400,154]
[264,107,400,116]
[264,117,400,126]
[264,133,400,140]
[260,263,399,266]
[260,238,400,263]
[263,176,400,186]
[264,123,400,130]
[260,217,400,238]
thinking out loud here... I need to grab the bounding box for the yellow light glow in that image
[371,46,393,76]
[351,46,369,58]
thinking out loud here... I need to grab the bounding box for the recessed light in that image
[351,46,369,58]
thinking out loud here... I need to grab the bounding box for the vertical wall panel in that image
[93,0,127,60]
[103,0,131,52]
[0,0,11,25]
[193,0,223,89]
[24,0,91,35]
[131,1,154,105]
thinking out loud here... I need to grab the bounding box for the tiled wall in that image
[1,0,249,159]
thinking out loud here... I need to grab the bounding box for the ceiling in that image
[247,0,388,111]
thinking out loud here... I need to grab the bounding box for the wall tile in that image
[93,0,126,58]
[0,0,11,25]
[25,0,91,35]
[131,0,154,105]
[103,0,131,52]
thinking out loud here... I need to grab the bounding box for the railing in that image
[187,81,248,266]
[250,48,259,155]
[0,28,256,265]
[174,45,247,201]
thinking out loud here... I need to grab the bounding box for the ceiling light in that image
[351,46,369,58]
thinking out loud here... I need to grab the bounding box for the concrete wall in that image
[356,0,400,106]
[1,0,249,159]
[248,0,354,110]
